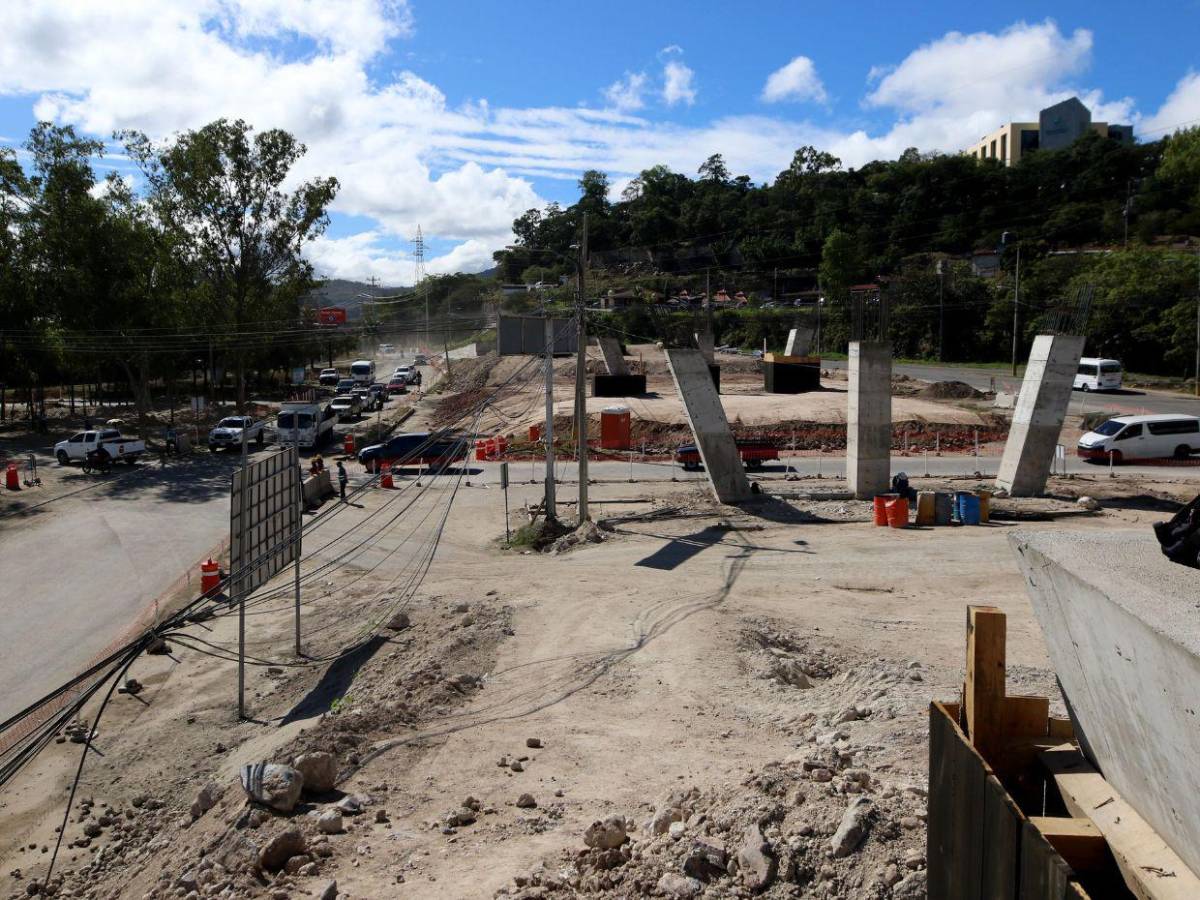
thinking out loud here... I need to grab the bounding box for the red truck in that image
[674,440,779,471]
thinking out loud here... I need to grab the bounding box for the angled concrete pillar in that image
[665,349,750,504]
[847,341,891,499]
[596,336,630,375]
[1011,530,1200,878]
[784,327,814,357]
[996,334,1085,496]
[694,332,715,364]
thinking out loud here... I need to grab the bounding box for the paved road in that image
[818,358,1200,419]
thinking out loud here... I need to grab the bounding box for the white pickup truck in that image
[54,429,146,466]
[207,416,268,452]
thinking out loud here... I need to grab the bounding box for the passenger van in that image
[1077,414,1200,462]
[1073,357,1122,392]
[350,359,375,384]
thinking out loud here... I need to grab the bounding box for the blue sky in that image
[1,1,1198,282]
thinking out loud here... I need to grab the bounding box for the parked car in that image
[386,377,409,395]
[1077,414,1200,463]
[674,440,779,471]
[335,377,357,394]
[207,416,268,451]
[330,394,361,422]
[318,368,340,386]
[358,431,468,472]
[367,383,388,406]
[276,401,336,449]
[54,429,146,467]
[1074,357,1123,392]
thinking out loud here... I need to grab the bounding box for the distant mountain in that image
[305,278,410,319]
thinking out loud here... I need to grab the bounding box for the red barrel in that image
[485,438,497,458]
[600,407,632,450]
[496,435,508,455]
[886,497,910,529]
[4,463,18,490]
[343,433,356,455]
[873,494,894,526]
[380,464,394,489]
[200,558,220,595]
[528,424,542,442]
[475,439,488,460]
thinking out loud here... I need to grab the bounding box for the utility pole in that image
[1012,243,1021,378]
[1194,244,1200,397]
[543,305,556,522]
[293,439,303,657]
[237,425,249,719]
[936,259,945,362]
[575,213,589,524]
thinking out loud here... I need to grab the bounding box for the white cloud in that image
[1143,71,1200,137]
[761,56,827,104]
[662,59,696,107]
[308,231,413,283]
[603,72,648,112]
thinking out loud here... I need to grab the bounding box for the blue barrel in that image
[956,491,981,525]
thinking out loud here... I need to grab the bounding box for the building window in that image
[1001,134,1008,162]
[990,139,997,158]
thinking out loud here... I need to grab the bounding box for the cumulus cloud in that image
[661,48,696,107]
[1143,71,1200,137]
[761,56,827,104]
[603,72,648,112]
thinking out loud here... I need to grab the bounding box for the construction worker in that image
[337,461,348,502]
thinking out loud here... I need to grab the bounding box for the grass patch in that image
[504,517,572,552]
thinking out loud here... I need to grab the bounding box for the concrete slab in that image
[597,336,630,376]
[785,327,814,357]
[1010,530,1200,878]
[996,334,1085,495]
[664,349,751,504]
[847,341,891,499]
[694,332,715,364]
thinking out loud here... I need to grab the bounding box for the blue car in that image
[358,431,468,472]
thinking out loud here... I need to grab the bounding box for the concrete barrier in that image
[1011,530,1200,877]
[302,469,333,508]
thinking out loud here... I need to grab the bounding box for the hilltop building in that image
[965,96,1133,167]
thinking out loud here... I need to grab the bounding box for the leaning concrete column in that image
[995,334,1085,496]
[847,341,891,499]
[665,349,750,504]
[596,336,630,375]
[784,326,814,357]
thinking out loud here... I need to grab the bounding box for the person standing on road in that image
[337,461,348,502]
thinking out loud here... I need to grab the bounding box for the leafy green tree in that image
[122,119,339,409]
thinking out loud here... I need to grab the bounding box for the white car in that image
[208,416,267,451]
[55,429,146,466]
[393,366,413,383]
[1077,414,1200,463]
[1074,357,1122,392]
[330,394,361,422]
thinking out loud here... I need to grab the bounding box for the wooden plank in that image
[929,701,988,900]
[1041,746,1200,900]
[1004,695,1051,737]
[1020,818,1073,899]
[1048,717,1075,740]
[965,605,1008,762]
[981,773,1023,900]
[1029,818,1109,874]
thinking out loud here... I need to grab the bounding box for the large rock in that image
[583,816,627,849]
[893,870,927,899]
[830,797,873,857]
[294,752,338,794]
[190,781,222,819]
[241,763,304,813]
[258,826,306,872]
[736,823,777,892]
[317,809,343,834]
[657,872,702,898]
[683,836,728,881]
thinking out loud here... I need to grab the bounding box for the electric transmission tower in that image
[412,225,428,347]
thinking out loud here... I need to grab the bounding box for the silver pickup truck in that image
[208,416,268,452]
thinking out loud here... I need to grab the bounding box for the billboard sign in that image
[318,307,348,326]
[229,446,301,598]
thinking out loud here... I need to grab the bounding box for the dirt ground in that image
[3,351,1197,900]
[2,450,1193,899]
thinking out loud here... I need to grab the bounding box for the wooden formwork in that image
[928,606,1199,900]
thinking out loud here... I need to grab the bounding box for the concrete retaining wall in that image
[996,334,1084,496]
[302,469,333,508]
[1011,530,1200,877]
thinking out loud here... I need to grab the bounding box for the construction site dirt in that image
[3,345,1199,900]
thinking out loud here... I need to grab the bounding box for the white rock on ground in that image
[830,796,873,857]
[240,763,304,813]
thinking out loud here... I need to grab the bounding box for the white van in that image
[1077,414,1200,462]
[1074,357,1122,392]
[350,359,375,384]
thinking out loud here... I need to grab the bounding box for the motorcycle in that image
[82,448,112,475]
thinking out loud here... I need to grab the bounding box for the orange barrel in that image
[380,463,394,489]
[5,462,18,490]
[886,496,910,528]
[600,406,631,450]
[475,439,488,460]
[873,494,895,526]
[496,435,508,455]
[915,491,936,526]
[977,490,992,523]
[485,438,497,458]
[528,423,542,442]
[343,433,355,455]
[200,558,220,595]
